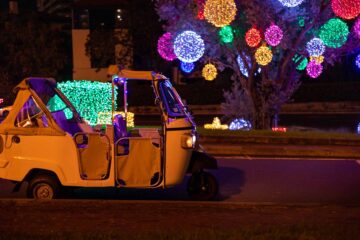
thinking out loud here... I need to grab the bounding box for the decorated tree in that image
[155,0,360,129]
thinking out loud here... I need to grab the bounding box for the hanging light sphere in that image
[306,60,323,78]
[245,28,262,47]
[319,18,349,48]
[296,58,308,71]
[196,0,206,20]
[331,0,360,20]
[202,63,218,81]
[180,61,195,73]
[255,46,273,66]
[310,55,325,64]
[277,0,305,8]
[174,30,205,63]
[356,54,360,70]
[204,0,237,28]
[219,25,234,43]
[306,38,326,57]
[265,24,283,46]
[354,17,360,38]
[157,32,177,61]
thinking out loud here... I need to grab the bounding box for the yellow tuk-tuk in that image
[0,67,218,200]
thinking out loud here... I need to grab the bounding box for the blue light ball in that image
[229,118,252,131]
[356,53,360,70]
[174,30,205,63]
[306,38,326,57]
[180,61,195,73]
[278,0,305,7]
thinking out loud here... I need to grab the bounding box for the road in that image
[1,157,359,203]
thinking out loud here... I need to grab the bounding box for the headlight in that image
[181,133,196,149]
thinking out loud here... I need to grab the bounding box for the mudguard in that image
[187,147,218,173]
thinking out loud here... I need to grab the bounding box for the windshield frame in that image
[159,80,187,119]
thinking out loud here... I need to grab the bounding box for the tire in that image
[27,174,60,200]
[187,171,219,201]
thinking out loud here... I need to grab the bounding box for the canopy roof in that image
[107,66,167,81]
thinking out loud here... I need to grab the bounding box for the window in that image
[159,81,186,118]
[15,96,49,128]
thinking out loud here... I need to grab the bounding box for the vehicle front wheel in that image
[27,175,60,200]
[187,171,218,201]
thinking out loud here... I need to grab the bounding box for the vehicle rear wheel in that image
[187,171,218,201]
[27,175,60,200]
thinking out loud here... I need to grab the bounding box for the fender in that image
[187,149,218,173]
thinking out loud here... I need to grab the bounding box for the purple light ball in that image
[356,53,360,70]
[354,17,360,38]
[306,60,323,78]
[157,32,177,61]
[265,24,283,46]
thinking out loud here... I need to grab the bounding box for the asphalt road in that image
[1,158,360,203]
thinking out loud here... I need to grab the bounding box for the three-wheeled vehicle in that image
[0,67,218,200]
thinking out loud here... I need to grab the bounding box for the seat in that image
[114,114,127,142]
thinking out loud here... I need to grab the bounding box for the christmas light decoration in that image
[306,38,326,57]
[236,55,261,77]
[97,111,134,127]
[293,55,308,71]
[310,55,325,64]
[245,28,261,47]
[0,98,3,105]
[174,30,205,63]
[319,18,349,48]
[219,25,234,43]
[204,117,228,130]
[157,32,177,61]
[204,0,237,27]
[331,0,360,20]
[202,63,217,81]
[180,61,195,73]
[255,46,273,66]
[356,53,360,70]
[306,60,323,78]
[196,0,206,20]
[57,81,117,125]
[354,17,360,38]
[264,24,283,47]
[277,0,305,8]
[229,118,252,131]
[298,16,305,27]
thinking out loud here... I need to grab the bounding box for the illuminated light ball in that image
[277,0,305,7]
[306,60,323,78]
[264,24,283,47]
[354,17,360,38]
[174,30,205,63]
[204,0,237,27]
[356,54,360,70]
[298,16,305,27]
[296,57,308,71]
[319,18,349,48]
[245,28,262,47]
[331,0,360,20]
[255,46,273,66]
[180,61,195,73]
[196,0,206,20]
[219,25,234,43]
[229,118,252,131]
[202,63,217,81]
[310,55,325,64]
[157,32,177,61]
[306,38,326,57]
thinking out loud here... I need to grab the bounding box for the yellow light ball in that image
[204,0,237,28]
[255,46,273,66]
[310,55,324,64]
[202,63,218,81]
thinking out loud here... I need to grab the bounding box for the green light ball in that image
[219,25,234,43]
[319,18,349,48]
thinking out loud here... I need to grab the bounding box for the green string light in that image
[57,80,117,125]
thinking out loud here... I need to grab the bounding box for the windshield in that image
[159,81,186,118]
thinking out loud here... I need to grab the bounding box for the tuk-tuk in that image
[0,67,218,200]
